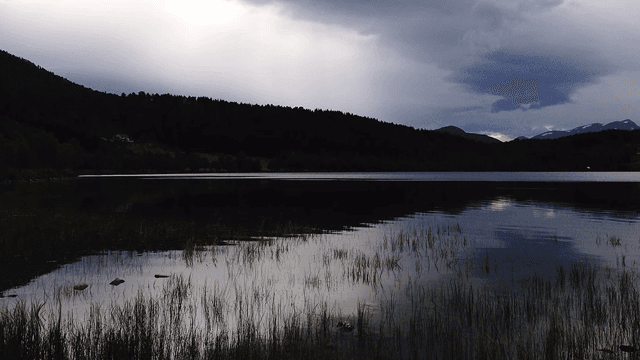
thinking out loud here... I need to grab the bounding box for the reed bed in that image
[2,225,639,359]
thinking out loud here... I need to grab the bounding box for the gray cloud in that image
[237,0,630,138]
[240,0,561,63]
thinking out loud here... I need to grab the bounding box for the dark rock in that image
[109,278,125,286]
[620,345,638,353]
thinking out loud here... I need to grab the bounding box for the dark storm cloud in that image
[240,0,562,57]
[239,0,615,116]
[449,48,616,112]
[484,78,541,110]
[245,0,475,19]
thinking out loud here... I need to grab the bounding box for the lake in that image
[2,172,640,359]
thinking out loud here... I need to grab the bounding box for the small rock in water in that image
[73,283,89,291]
[154,274,169,278]
[337,321,354,332]
[109,278,125,286]
[620,345,638,353]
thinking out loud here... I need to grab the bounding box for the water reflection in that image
[484,197,511,211]
[532,208,556,218]
[2,177,640,358]
[3,199,638,313]
[79,171,640,182]
[2,179,639,294]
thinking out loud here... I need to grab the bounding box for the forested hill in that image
[1,48,640,178]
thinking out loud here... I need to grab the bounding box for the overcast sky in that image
[2,0,639,141]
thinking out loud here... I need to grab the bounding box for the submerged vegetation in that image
[2,222,638,359]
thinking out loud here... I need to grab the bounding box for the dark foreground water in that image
[3,172,640,290]
[1,172,640,357]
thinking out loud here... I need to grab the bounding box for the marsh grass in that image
[3,225,640,359]
[608,235,622,247]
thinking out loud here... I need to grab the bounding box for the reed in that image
[3,225,640,359]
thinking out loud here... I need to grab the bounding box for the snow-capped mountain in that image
[526,119,639,140]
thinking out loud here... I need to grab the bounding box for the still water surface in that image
[2,172,640,350]
[80,171,640,181]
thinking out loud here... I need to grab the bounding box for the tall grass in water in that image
[0,277,362,359]
[3,227,640,359]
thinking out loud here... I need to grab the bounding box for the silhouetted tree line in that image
[0,115,262,178]
[1,48,639,175]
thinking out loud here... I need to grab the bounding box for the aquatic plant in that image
[3,224,640,359]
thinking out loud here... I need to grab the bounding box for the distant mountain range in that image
[514,120,639,141]
[433,126,501,144]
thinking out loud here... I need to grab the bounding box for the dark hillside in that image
[1,48,639,175]
[434,126,501,145]
[0,49,497,175]
[3,48,441,159]
[496,129,640,171]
